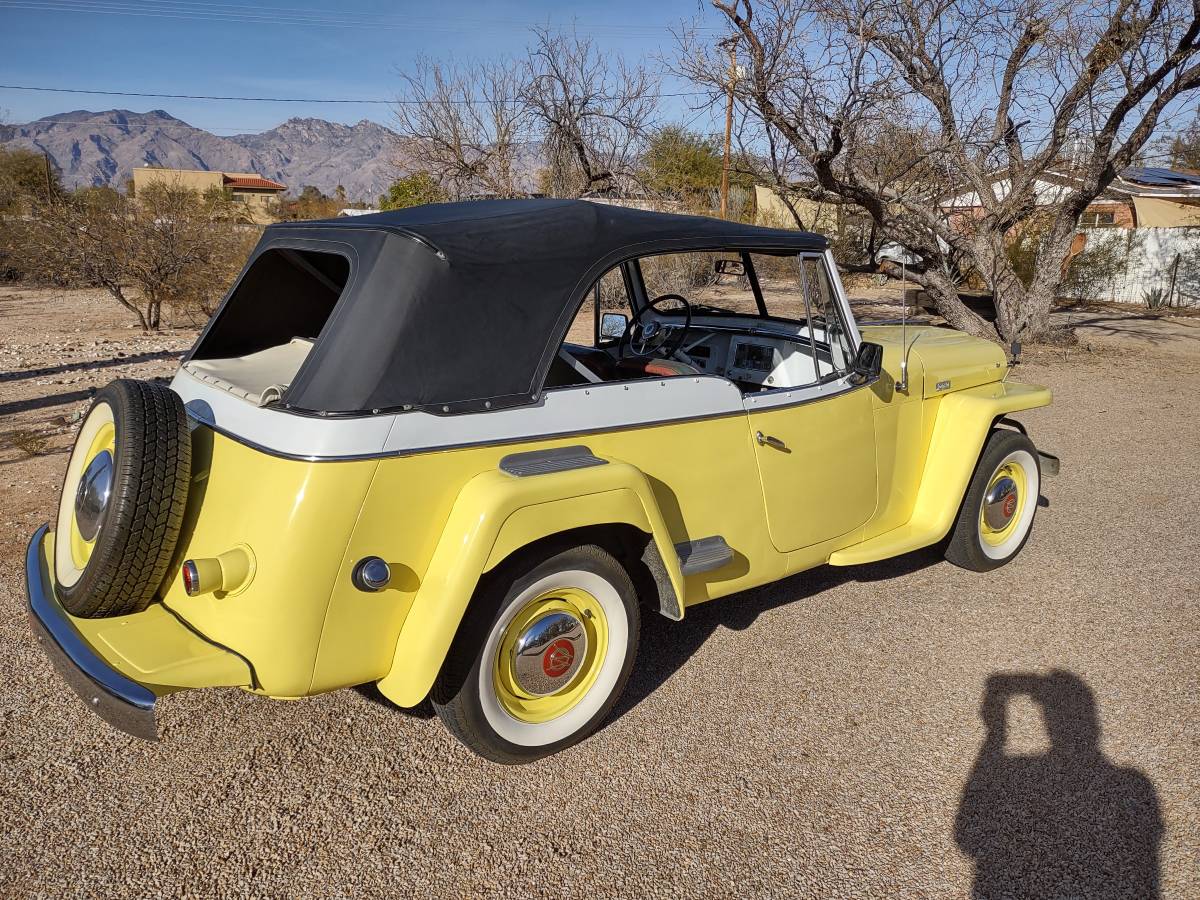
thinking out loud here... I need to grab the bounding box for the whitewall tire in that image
[430,543,640,764]
[945,429,1041,572]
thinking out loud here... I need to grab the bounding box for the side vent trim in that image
[499,445,607,477]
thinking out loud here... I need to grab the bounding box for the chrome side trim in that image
[190,406,750,464]
[24,524,158,741]
[741,373,877,412]
[175,366,750,462]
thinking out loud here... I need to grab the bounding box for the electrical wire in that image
[0,82,709,105]
[0,0,718,36]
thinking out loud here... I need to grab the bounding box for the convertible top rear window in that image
[193,248,350,361]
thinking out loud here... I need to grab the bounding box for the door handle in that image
[755,431,787,451]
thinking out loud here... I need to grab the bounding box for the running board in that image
[675,536,733,576]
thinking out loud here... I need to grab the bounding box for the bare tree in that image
[20,184,251,330]
[682,0,1200,343]
[524,27,659,197]
[393,57,531,200]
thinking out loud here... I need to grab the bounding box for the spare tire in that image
[54,379,192,618]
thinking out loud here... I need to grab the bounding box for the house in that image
[131,166,287,224]
[754,185,841,232]
[941,166,1200,306]
[939,167,1200,229]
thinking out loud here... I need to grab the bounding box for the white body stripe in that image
[172,367,746,460]
[173,369,396,459]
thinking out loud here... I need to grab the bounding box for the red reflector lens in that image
[182,560,199,596]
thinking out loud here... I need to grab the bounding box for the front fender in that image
[375,456,683,708]
[830,379,1051,565]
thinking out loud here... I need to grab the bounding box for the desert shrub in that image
[273,185,343,221]
[379,171,446,210]
[1061,230,1130,301]
[16,183,258,330]
[639,251,719,298]
[1142,286,1171,309]
[2,428,50,457]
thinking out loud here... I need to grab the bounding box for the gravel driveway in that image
[1,290,1197,898]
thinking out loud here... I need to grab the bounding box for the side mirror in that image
[849,341,883,385]
[600,312,628,342]
[714,259,745,276]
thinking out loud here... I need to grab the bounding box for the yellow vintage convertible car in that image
[26,200,1058,762]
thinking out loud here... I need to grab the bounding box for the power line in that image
[0,82,709,105]
[0,0,716,36]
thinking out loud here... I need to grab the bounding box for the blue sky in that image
[0,0,723,134]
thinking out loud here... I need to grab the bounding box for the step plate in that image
[675,535,733,576]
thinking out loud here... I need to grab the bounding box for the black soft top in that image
[201,199,828,415]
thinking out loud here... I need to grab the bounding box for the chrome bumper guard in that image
[24,524,158,740]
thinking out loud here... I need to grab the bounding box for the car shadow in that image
[353,682,435,719]
[954,670,1163,899]
[609,546,944,723]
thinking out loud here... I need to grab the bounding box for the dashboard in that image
[676,319,837,390]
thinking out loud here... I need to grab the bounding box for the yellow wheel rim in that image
[493,587,610,724]
[69,421,116,570]
[979,460,1028,547]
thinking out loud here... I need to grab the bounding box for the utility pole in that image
[719,36,738,219]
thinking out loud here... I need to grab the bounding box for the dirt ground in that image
[1,286,1198,897]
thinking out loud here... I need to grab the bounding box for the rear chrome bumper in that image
[24,524,158,741]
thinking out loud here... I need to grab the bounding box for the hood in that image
[860,325,1007,397]
[908,328,1007,396]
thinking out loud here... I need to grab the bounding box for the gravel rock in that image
[0,286,1197,897]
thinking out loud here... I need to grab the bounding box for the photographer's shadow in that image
[955,670,1163,899]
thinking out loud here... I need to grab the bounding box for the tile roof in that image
[223,175,286,191]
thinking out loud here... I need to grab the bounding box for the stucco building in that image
[939,167,1200,229]
[131,166,286,224]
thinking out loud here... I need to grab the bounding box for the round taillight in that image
[182,560,200,596]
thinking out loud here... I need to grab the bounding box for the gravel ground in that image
[1,287,1198,898]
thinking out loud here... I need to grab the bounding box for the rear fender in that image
[374,454,683,708]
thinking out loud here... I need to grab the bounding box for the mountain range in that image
[0,109,400,202]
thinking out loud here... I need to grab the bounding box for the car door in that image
[744,254,878,551]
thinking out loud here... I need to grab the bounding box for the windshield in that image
[634,250,826,322]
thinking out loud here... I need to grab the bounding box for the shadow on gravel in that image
[0,350,182,383]
[0,388,95,416]
[611,546,944,723]
[353,682,435,719]
[955,670,1162,899]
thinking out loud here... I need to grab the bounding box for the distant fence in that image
[1061,226,1200,307]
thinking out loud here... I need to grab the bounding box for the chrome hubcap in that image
[74,449,113,541]
[983,475,1018,530]
[511,610,588,696]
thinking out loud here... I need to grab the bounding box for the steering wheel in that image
[622,293,693,359]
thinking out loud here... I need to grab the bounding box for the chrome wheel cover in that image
[511,610,588,696]
[982,475,1018,531]
[74,449,114,542]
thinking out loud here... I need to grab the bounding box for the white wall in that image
[1061,227,1200,306]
